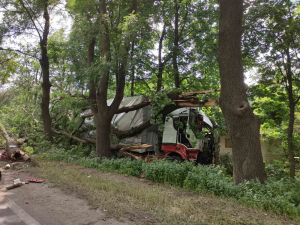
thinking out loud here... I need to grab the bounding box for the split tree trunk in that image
[0,122,29,160]
[218,0,267,184]
[87,0,132,158]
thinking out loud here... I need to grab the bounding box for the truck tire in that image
[169,155,183,162]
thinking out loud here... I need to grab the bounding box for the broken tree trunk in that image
[0,122,30,161]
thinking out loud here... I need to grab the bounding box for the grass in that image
[23,158,299,225]
[34,150,300,219]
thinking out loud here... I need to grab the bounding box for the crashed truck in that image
[85,95,215,164]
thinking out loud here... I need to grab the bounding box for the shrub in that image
[265,160,290,179]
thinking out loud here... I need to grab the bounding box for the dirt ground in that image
[0,161,133,225]
[1,160,299,225]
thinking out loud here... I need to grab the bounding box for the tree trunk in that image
[90,0,130,158]
[157,23,166,92]
[40,0,52,142]
[218,0,267,184]
[288,102,295,178]
[130,42,135,96]
[286,48,295,178]
[94,113,112,158]
[173,0,180,88]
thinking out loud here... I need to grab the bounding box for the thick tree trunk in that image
[218,0,267,184]
[94,113,112,158]
[173,0,180,88]
[90,0,130,158]
[40,0,52,142]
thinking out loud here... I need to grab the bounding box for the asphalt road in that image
[0,163,132,225]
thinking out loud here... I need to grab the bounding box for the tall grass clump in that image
[142,158,194,186]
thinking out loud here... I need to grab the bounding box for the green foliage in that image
[150,90,175,131]
[219,153,233,176]
[142,159,194,186]
[37,148,300,218]
[265,160,290,179]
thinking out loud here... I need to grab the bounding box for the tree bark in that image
[130,42,135,96]
[218,0,267,184]
[173,0,180,88]
[286,48,296,178]
[94,114,112,157]
[40,0,52,142]
[87,0,132,158]
[157,23,166,92]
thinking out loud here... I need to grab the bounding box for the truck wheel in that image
[169,155,183,162]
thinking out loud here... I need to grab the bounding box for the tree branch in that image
[0,47,39,59]
[18,0,42,41]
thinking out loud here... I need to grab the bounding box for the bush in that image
[265,160,290,179]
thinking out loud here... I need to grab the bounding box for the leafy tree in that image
[0,0,63,142]
[244,0,300,177]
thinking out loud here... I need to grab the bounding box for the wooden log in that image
[6,183,23,190]
[120,144,152,152]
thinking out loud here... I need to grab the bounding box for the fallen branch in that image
[51,130,96,144]
[81,89,219,118]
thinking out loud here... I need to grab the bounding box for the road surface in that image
[0,163,132,225]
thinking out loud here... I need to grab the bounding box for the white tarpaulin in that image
[109,95,150,131]
[83,95,151,131]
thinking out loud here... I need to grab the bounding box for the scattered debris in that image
[6,183,23,190]
[8,148,30,161]
[0,150,9,160]
[138,173,145,178]
[13,178,27,185]
[28,178,44,183]
[5,164,10,169]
